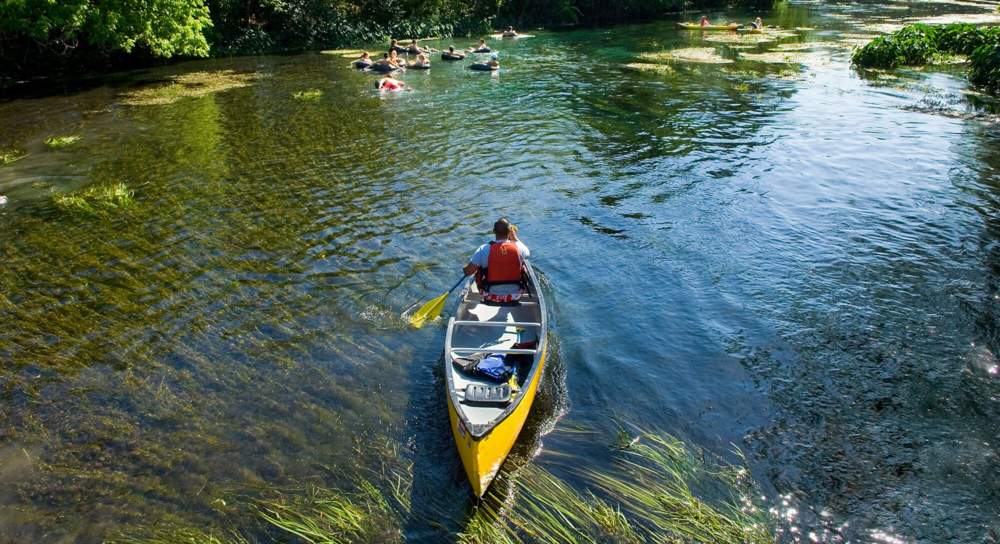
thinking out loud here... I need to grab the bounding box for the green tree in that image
[0,0,212,59]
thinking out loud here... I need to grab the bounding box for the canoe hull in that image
[448,345,547,496]
[676,22,740,31]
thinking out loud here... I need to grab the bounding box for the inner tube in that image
[354,60,372,69]
[502,32,517,38]
[407,48,423,55]
[389,45,408,53]
[370,63,400,73]
[409,63,431,69]
[473,47,491,53]
[442,52,465,60]
[469,63,498,71]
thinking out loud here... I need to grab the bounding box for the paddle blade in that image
[409,292,448,328]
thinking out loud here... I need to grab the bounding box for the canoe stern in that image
[447,347,547,497]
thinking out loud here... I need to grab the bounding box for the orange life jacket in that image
[481,240,524,291]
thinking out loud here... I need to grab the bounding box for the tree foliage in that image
[1,0,771,78]
[0,0,212,56]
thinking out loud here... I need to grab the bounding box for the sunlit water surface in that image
[2,1,1000,542]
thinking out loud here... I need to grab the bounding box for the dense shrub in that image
[851,24,940,68]
[970,43,1000,94]
[852,22,1000,95]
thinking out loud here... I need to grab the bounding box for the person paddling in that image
[463,218,530,303]
[700,16,711,27]
[752,17,764,29]
[502,26,518,37]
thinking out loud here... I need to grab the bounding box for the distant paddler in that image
[752,17,764,29]
[700,15,711,27]
[462,218,529,303]
[502,26,518,38]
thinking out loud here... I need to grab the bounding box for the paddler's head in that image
[493,218,511,239]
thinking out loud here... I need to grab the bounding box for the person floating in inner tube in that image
[502,26,518,37]
[355,51,372,68]
[442,46,465,60]
[374,52,398,70]
[389,39,407,54]
[700,15,711,27]
[470,39,491,53]
[463,218,531,304]
[409,53,430,68]
[487,53,500,69]
[377,74,405,91]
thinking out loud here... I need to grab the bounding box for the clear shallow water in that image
[2,1,1000,542]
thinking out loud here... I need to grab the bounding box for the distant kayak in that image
[676,22,740,31]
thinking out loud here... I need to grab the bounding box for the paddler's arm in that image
[463,262,479,276]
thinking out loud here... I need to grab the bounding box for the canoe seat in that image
[464,384,512,406]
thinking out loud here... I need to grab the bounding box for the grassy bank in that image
[852,23,1000,93]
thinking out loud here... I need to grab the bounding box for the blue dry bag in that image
[475,354,513,382]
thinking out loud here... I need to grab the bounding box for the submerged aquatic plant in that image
[53,182,134,215]
[638,48,733,64]
[459,430,772,544]
[259,482,403,543]
[0,147,26,165]
[119,71,263,106]
[292,89,323,100]
[44,135,81,148]
[622,62,675,74]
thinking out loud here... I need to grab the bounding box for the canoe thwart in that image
[452,320,542,327]
[451,347,538,355]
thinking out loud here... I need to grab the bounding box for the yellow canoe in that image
[676,22,740,31]
[444,263,548,497]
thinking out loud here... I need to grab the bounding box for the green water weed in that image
[292,89,323,100]
[0,147,26,165]
[52,182,134,215]
[44,135,80,148]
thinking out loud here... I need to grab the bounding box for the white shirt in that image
[470,239,530,295]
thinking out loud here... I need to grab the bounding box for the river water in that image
[2,1,1000,542]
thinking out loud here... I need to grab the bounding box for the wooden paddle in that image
[409,275,467,328]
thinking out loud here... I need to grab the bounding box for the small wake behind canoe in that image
[445,263,548,497]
